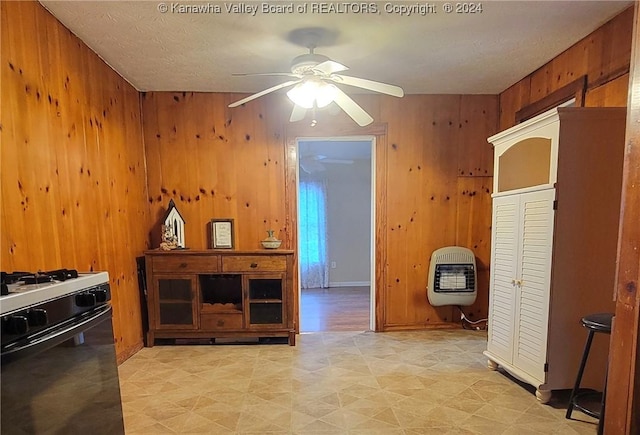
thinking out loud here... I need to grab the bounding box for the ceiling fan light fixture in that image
[286,79,336,109]
[316,84,338,107]
[228,39,404,127]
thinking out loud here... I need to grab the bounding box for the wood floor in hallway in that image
[300,286,370,332]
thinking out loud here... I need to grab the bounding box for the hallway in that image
[300,287,370,332]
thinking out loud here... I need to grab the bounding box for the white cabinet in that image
[485,107,626,403]
[488,189,555,398]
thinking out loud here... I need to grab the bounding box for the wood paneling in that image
[585,72,630,107]
[455,177,492,321]
[383,96,461,327]
[2,0,635,369]
[456,96,497,322]
[142,91,289,251]
[516,76,587,123]
[381,95,497,328]
[143,92,498,331]
[499,79,531,132]
[500,6,633,130]
[606,4,640,432]
[0,1,149,362]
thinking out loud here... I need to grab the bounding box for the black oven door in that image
[1,305,125,435]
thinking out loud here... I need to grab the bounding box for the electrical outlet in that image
[331,261,337,269]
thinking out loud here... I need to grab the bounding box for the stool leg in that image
[566,330,595,419]
[597,360,609,435]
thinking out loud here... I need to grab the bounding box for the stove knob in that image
[27,309,48,327]
[75,292,97,307]
[93,289,108,303]
[3,315,29,335]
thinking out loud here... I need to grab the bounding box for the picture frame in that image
[210,219,235,249]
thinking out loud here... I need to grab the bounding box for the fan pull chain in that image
[310,106,317,127]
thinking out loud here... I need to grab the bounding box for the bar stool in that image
[565,312,613,435]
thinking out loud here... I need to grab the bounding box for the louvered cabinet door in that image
[512,189,555,382]
[487,195,519,363]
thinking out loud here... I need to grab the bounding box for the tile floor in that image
[118,330,598,434]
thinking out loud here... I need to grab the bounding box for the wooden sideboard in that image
[144,250,295,346]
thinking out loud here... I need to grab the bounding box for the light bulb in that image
[287,79,336,109]
[315,84,337,108]
[287,82,316,108]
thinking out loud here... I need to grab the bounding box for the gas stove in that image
[0,270,110,315]
[1,268,124,434]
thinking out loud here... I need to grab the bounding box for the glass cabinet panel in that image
[247,277,284,326]
[154,276,197,329]
[250,303,283,324]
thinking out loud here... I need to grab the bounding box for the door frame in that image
[283,122,389,333]
[295,136,376,331]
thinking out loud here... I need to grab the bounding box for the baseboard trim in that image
[116,340,144,365]
[328,281,371,287]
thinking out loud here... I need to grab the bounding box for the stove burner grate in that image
[21,274,54,285]
[1,269,80,295]
[43,269,79,281]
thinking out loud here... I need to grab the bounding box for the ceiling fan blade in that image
[300,158,326,174]
[228,80,301,108]
[331,75,404,97]
[312,60,348,75]
[290,104,307,122]
[332,87,374,127]
[321,158,354,164]
[232,72,300,78]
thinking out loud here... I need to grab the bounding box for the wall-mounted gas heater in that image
[427,246,477,307]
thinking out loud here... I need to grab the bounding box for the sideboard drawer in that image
[222,255,286,272]
[201,313,243,330]
[152,255,219,273]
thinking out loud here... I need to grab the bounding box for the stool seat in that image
[581,313,613,333]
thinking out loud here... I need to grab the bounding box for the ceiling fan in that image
[299,154,354,174]
[228,30,404,127]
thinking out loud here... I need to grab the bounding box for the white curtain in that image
[299,179,329,289]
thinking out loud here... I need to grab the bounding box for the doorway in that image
[296,137,375,332]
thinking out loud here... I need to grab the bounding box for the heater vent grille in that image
[427,246,477,307]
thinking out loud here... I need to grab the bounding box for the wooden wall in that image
[142,92,498,330]
[500,6,633,130]
[607,4,640,432]
[2,1,633,356]
[0,1,149,362]
[141,92,289,251]
[380,95,496,328]
[142,6,633,332]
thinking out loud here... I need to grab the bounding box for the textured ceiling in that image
[40,1,631,95]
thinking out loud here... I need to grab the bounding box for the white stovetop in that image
[0,272,110,315]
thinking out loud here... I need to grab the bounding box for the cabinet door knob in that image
[511,279,516,285]
[250,263,258,268]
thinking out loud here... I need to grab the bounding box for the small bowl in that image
[261,239,282,249]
